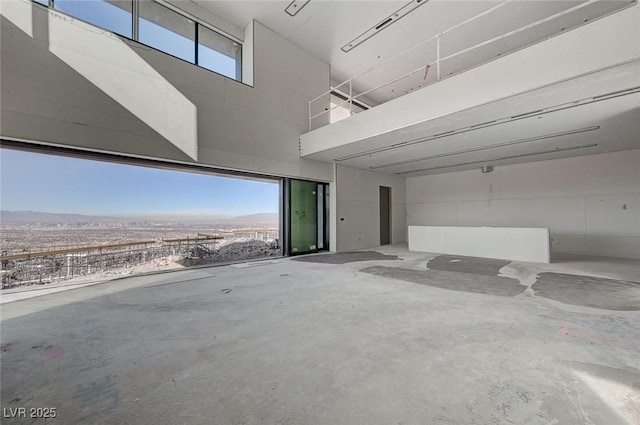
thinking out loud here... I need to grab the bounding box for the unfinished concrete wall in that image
[406,150,640,259]
[335,165,406,252]
[0,1,331,181]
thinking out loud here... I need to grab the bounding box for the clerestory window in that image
[198,24,242,80]
[139,0,196,63]
[34,0,243,82]
[54,0,133,38]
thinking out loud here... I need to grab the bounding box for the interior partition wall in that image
[283,179,330,256]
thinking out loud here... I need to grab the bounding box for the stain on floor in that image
[361,266,524,297]
[533,272,640,311]
[292,251,399,264]
[427,254,511,276]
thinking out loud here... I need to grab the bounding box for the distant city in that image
[1,210,278,249]
[1,210,280,288]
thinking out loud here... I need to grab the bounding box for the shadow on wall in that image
[1,1,197,160]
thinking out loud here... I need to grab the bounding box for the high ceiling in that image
[195,0,638,177]
[196,0,633,105]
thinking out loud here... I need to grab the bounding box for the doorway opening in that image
[380,186,391,246]
[283,179,330,255]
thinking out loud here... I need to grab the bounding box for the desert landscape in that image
[0,210,280,289]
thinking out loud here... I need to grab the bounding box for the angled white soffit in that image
[0,0,32,36]
[36,4,198,160]
[299,4,640,173]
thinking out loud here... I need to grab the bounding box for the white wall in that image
[406,150,640,259]
[335,165,406,252]
[0,1,332,181]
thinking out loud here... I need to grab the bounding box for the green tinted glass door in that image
[290,180,317,253]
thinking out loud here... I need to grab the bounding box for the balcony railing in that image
[1,231,279,289]
[309,0,621,130]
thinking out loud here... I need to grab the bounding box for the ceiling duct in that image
[341,0,429,53]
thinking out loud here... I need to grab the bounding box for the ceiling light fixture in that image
[285,0,311,17]
[341,0,429,53]
[396,143,599,175]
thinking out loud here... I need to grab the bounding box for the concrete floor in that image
[1,246,639,424]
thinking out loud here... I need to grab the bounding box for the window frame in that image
[138,0,197,63]
[36,0,244,83]
[197,23,243,81]
[49,0,135,38]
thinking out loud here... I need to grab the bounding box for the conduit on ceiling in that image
[396,143,599,175]
[334,85,640,162]
[370,126,600,170]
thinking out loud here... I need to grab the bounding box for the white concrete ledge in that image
[409,225,550,263]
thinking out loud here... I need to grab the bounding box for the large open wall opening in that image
[0,145,281,289]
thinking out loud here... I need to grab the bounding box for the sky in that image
[2,3,267,216]
[1,2,261,216]
[53,0,237,78]
[0,149,279,217]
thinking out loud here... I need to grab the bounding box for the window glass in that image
[198,25,240,80]
[139,0,195,63]
[54,0,133,38]
[48,0,242,81]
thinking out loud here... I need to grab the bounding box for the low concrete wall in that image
[408,225,550,263]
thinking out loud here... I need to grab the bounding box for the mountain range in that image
[0,210,278,225]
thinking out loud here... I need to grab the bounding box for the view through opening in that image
[0,148,280,289]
